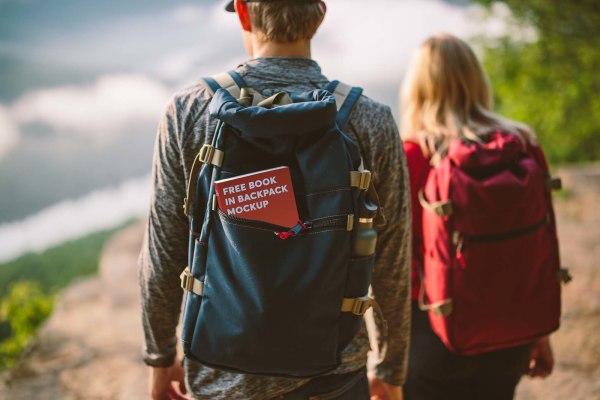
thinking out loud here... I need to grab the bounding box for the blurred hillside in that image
[1,165,599,400]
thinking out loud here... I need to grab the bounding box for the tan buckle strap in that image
[421,298,454,317]
[418,269,453,317]
[199,144,224,168]
[546,176,562,191]
[350,171,372,190]
[183,144,225,216]
[180,266,204,296]
[418,190,454,218]
[341,296,388,336]
[342,296,371,315]
[557,267,573,284]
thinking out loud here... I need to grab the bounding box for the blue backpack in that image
[180,70,387,378]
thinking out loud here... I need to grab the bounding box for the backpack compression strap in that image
[184,71,246,216]
[330,81,387,226]
[324,80,363,130]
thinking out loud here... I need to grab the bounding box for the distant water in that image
[0,174,151,263]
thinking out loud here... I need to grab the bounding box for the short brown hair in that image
[248,1,324,43]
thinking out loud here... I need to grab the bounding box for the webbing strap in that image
[183,144,224,216]
[367,180,387,227]
[324,80,364,130]
[197,77,222,97]
[418,269,453,317]
[198,70,246,98]
[212,71,242,98]
[341,296,388,336]
[418,189,454,218]
[326,81,352,112]
[180,267,204,296]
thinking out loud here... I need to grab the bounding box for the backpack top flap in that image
[448,131,523,175]
[209,88,338,138]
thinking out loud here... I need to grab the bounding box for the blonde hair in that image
[400,34,535,165]
[249,1,324,43]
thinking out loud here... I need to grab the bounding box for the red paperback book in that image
[214,166,299,228]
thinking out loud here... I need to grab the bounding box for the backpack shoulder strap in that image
[199,70,247,98]
[328,81,387,226]
[324,80,363,130]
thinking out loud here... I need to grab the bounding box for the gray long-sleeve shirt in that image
[139,57,411,400]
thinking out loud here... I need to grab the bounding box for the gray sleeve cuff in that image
[142,339,177,368]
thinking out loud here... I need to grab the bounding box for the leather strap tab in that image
[350,171,372,190]
[418,189,454,218]
[546,176,562,191]
[180,267,204,296]
[557,267,573,284]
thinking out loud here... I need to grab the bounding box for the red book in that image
[214,166,299,228]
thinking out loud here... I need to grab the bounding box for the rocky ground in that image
[1,165,599,400]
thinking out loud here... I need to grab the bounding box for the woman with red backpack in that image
[400,34,561,400]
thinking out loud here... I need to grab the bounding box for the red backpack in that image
[418,131,570,355]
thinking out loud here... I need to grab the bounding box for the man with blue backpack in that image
[139,1,411,399]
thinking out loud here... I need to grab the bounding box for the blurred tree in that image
[473,0,600,164]
[0,281,53,369]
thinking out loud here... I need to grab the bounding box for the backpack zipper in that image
[453,214,549,267]
[217,209,349,232]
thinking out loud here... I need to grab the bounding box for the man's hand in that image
[369,373,403,400]
[149,358,188,400]
[525,336,554,378]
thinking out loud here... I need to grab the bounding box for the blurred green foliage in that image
[0,223,130,369]
[0,282,53,369]
[474,0,600,164]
